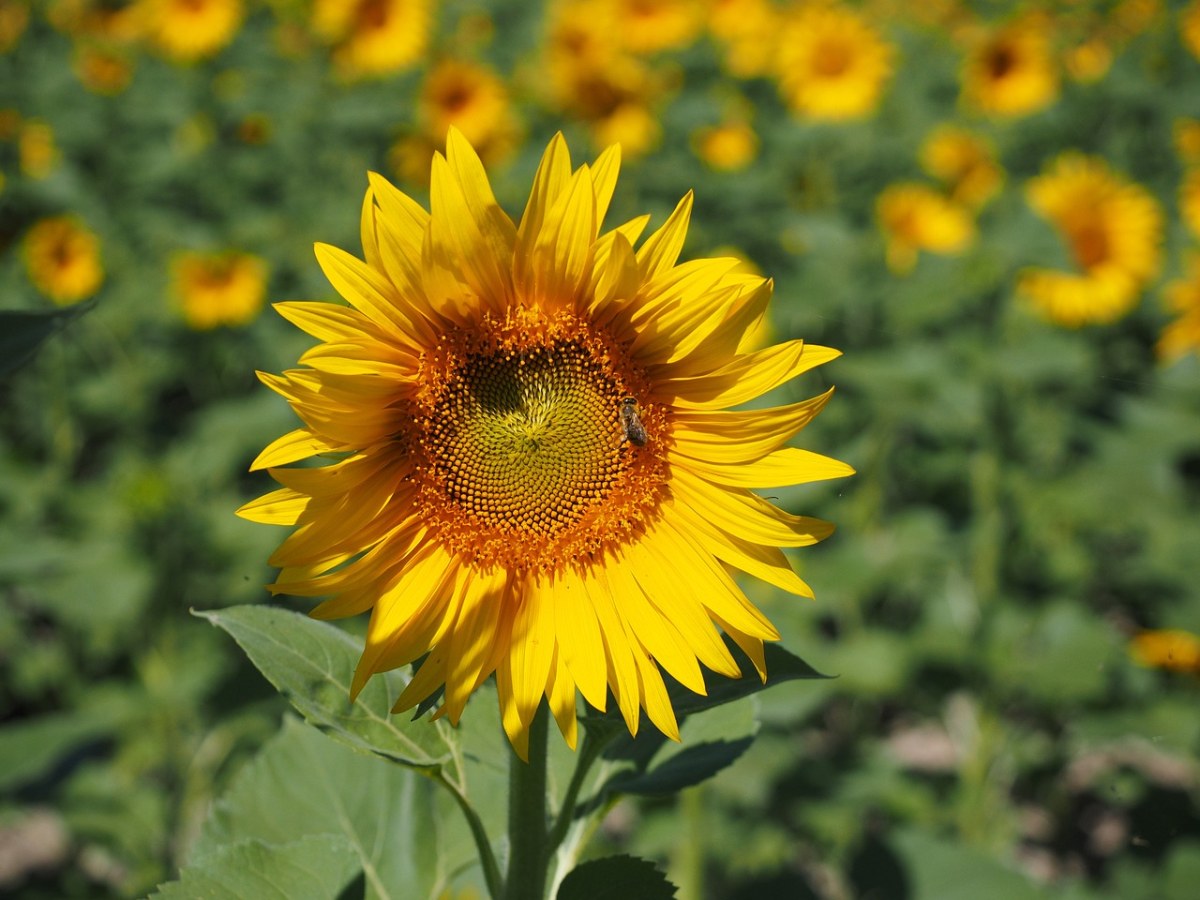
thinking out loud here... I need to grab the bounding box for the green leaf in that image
[0,703,133,790]
[193,716,480,900]
[149,834,361,900]
[891,828,1049,900]
[0,304,93,379]
[195,605,455,767]
[556,855,677,900]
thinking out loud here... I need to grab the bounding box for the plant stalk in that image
[504,705,550,900]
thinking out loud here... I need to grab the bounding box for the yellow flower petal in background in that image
[919,125,1005,210]
[960,18,1059,118]
[876,182,975,275]
[173,250,268,330]
[312,0,432,79]
[775,1,895,121]
[1157,252,1200,362]
[1130,629,1200,674]
[140,0,242,63]
[240,130,849,756]
[23,215,104,305]
[1020,152,1162,326]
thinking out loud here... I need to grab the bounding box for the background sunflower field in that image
[3,1,1200,898]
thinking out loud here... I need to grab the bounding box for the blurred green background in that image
[2,0,1199,898]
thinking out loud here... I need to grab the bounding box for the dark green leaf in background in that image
[556,855,677,900]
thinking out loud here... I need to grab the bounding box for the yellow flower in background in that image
[708,0,780,78]
[1130,629,1200,674]
[1158,253,1200,361]
[692,119,758,171]
[775,2,895,121]
[961,20,1059,118]
[48,0,143,43]
[919,125,1004,210]
[610,0,704,55]
[1020,153,1162,327]
[238,130,850,757]
[1184,0,1200,59]
[419,59,515,153]
[1181,168,1200,239]
[1063,37,1113,83]
[876,183,975,275]
[140,0,242,62]
[18,120,59,178]
[312,0,431,79]
[1175,118,1200,163]
[23,215,104,305]
[74,45,135,94]
[173,250,268,330]
[0,0,29,52]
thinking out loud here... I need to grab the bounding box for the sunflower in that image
[775,2,895,122]
[692,119,758,172]
[0,0,29,52]
[1175,118,1200,164]
[1157,253,1200,361]
[610,0,704,55]
[74,45,135,94]
[312,0,431,79]
[960,19,1059,118]
[876,183,975,275]
[1185,0,1200,59]
[18,120,59,179]
[172,250,268,330]
[918,125,1004,210]
[1130,629,1200,674]
[238,131,850,757]
[1019,153,1162,327]
[708,0,780,78]
[140,0,243,62]
[23,215,104,305]
[1181,168,1200,239]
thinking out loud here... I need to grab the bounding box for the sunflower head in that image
[23,215,104,305]
[876,182,975,275]
[142,0,243,62]
[172,250,268,330]
[240,129,850,757]
[311,0,432,79]
[960,20,1059,118]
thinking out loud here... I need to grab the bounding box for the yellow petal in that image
[672,389,836,463]
[553,568,609,713]
[547,648,579,749]
[636,191,693,282]
[508,574,556,728]
[672,468,834,548]
[665,342,840,410]
[679,446,855,488]
[249,428,341,471]
[236,487,308,525]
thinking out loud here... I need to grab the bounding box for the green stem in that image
[544,728,608,858]
[433,770,505,900]
[505,706,550,900]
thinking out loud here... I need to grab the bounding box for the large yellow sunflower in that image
[1019,152,1162,327]
[239,131,850,757]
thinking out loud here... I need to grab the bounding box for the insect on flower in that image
[618,396,649,446]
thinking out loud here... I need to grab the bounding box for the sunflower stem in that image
[433,770,505,900]
[505,705,550,900]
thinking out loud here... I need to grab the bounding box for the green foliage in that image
[3,1,1200,898]
[556,856,677,900]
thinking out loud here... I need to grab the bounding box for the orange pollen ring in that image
[410,309,669,573]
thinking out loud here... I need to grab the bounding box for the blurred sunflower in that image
[1130,629,1200,674]
[1019,153,1162,327]
[708,0,780,78]
[919,125,1004,210]
[1181,0,1200,58]
[1063,36,1113,83]
[391,58,519,185]
[312,0,431,79]
[960,19,1059,118]
[74,45,135,94]
[775,2,894,121]
[1175,118,1200,163]
[23,215,104,305]
[1157,253,1200,361]
[140,0,242,62]
[610,0,704,55]
[876,183,975,275]
[48,0,143,43]
[0,0,29,52]
[239,130,850,756]
[172,250,268,330]
[692,119,758,172]
[1181,168,1200,239]
[18,119,59,178]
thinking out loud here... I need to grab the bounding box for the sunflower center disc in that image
[412,314,669,572]
[431,342,622,532]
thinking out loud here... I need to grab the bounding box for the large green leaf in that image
[193,716,480,900]
[556,855,677,900]
[195,605,456,767]
[0,304,93,378]
[149,834,360,900]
